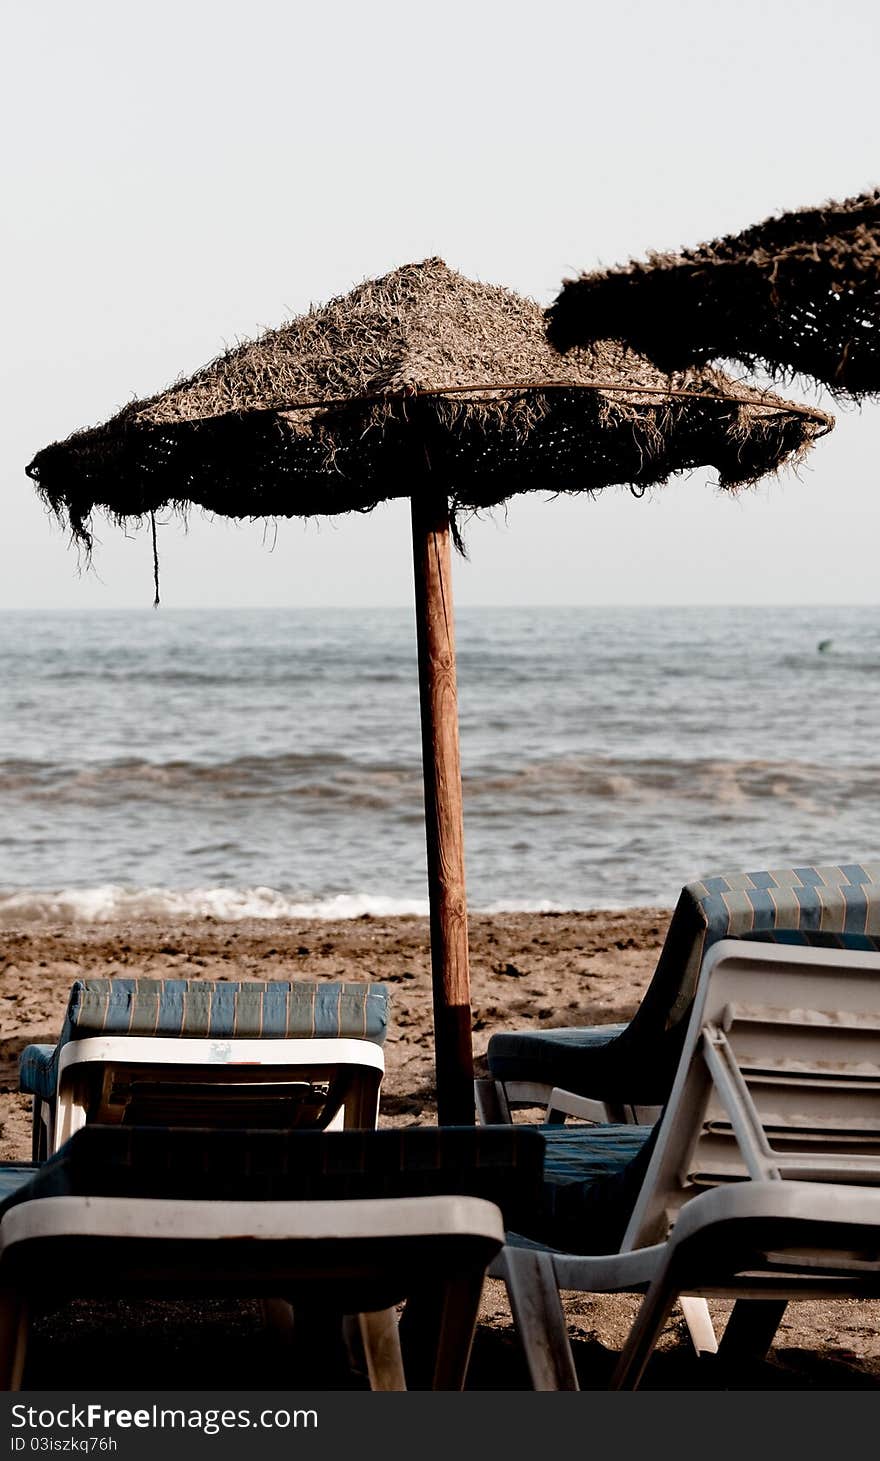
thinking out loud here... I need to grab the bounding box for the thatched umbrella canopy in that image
[29,257,832,532]
[549,191,880,398]
[27,258,832,1124]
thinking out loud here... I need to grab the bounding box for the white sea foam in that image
[0,885,434,924]
[0,885,590,924]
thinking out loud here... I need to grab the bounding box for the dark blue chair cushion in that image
[19,1046,56,1100]
[486,1025,625,1086]
[529,1123,656,1254]
[1,1119,670,1258]
[0,1124,546,1236]
[0,1164,39,1207]
[0,1121,654,1258]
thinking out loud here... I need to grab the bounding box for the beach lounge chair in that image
[476,862,880,1126]
[494,935,880,1389]
[20,979,389,1158]
[0,1124,543,1391]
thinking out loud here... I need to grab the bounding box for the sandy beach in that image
[2,909,879,1389]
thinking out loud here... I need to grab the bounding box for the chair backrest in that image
[622,937,880,1250]
[55,978,390,1046]
[611,862,880,1094]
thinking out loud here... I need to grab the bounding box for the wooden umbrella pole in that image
[411,487,475,1126]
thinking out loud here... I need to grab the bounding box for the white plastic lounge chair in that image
[477,862,880,1126]
[0,1195,501,1392]
[477,862,880,1360]
[0,1124,543,1391]
[20,979,389,1157]
[495,936,880,1389]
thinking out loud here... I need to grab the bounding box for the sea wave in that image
[469,756,879,811]
[40,667,409,687]
[0,885,431,924]
[2,752,877,809]
[4,608,879,911]
[0,885,586,924]
[0,753,421,804]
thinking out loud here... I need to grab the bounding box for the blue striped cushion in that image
[739,928,880,952]
[19,979,390,1100]
[672,862,880,1027]
[488,862,880,1105]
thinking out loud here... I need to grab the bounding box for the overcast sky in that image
[3,0,878,610]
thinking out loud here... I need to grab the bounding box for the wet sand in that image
[2,910,878,1389]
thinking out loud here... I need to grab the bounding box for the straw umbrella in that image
[26,258,832,1123]
[549,191,880,397]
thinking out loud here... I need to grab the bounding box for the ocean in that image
[1,606,878,921]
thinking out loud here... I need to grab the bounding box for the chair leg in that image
[30,1099,53,1162]
[31,1101,43,1163]
[679,1296,718,1355]
[502,1248,579,1391]
[287,1304,352,1384]
[718,1299,787,1364]
[430,1271,485,1391]
[358,1309,407,1391]
[474,1079,511,1125]
[397,1285,444,1388]
[342,1313,367,1374]
[260,1298,295,1345]
[0,1290,28,1392]
[343,1073,382,1130]
[611,1276,677,1390]
[55,1085,86,1151]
